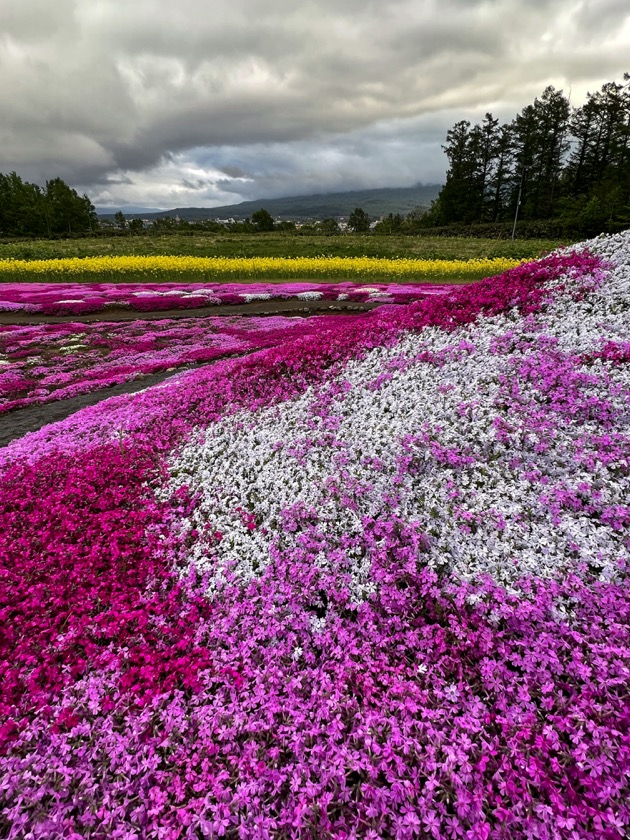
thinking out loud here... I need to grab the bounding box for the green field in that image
[0,232,569,263]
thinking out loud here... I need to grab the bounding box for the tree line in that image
[110,206,377,235]
[0,173,419,239]
[420,73,630,237]
[0,172,98,237]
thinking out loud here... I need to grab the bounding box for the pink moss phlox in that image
[0,444,213,724]
[0,280,451,316]
[2,248,628,837]
[0,313,352,413]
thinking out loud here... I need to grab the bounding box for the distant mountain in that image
[97,184,442,222]
[95,205,167,215]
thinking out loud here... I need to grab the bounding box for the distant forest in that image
[0,172,97,237]
[420,73,630,238]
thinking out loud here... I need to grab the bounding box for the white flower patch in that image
[296,292,323,300]
[165,234,630,599]
[241,293,272,302]
[59,344,88,353]
[544,238,630,355]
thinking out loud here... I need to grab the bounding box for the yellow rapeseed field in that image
[0,254,524,282]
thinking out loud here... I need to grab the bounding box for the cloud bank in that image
[0,0,628,207]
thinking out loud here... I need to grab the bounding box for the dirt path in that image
[0,298,383,325]
[0,366,203,448]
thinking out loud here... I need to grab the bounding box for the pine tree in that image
[427,73,629,235]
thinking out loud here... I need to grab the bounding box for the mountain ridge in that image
[96,183,442,221]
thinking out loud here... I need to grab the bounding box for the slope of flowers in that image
[0,239,628,838]
[0,254,521,284]
[0,314,353,413]
[0,279,451,317]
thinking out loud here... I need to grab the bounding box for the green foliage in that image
[251,208,275,232]
[45,178,98,234]
[316,218,341,235]
[0,232,566,263]
[0,171,97,237]
[373,213,404,234]
[127,218,145,235]
[0,173,45,236]
[427,73,630,238]
[275,220,296,232]
[347,207,371,232]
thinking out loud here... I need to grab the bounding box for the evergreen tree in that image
[251,208,275,232]
[347,207,371,232]
[501,87,571,223]
[436,115,507,224]
[488,124,513,222]
[473,113,501,222]
[564,76,630,215]
[436,120,474,224]
[427,74,629,235]
[525,86,570,219]
[45,178,97,234]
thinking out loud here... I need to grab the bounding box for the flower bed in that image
[0,255,522,284]
[0,279,452,317]
[0,238,628,838]
[0,314,353,413]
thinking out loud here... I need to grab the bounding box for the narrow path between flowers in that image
[0,297,385,325]
[0,365,205,447]
[0,362,212,447]
[1,302,393,446]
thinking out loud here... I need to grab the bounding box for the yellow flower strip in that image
[0,255,525,281]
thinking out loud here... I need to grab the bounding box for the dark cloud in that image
[0,0,627,207]
[219,166,248,179]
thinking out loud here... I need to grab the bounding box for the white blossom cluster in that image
[296,291,323,300]
[165,232,630,598]
[241,293,272,302]
[547,233,630,355]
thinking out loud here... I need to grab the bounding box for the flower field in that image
[0,280,450,317]
[0,254,522,284]
[0,234,628,837]
[0,314,356,413]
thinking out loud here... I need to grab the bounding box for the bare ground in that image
[0,298,382,325]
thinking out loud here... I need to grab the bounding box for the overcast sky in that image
[1,0,628,209]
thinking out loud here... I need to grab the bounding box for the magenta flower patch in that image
[0,280,450,316]
[0,313,353,413]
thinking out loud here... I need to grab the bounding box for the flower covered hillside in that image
[0,234,628,838]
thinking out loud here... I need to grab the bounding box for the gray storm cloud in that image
[0,0,628,207]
